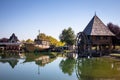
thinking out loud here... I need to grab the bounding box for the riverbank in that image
[110,53,120,58]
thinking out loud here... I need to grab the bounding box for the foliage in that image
[59,27,75,45]
[35,33,65,47]
[37,33,47,40]
[59,58,76,75]
[107,23,120,39]
[26,39,34,43]
[57,41,65,47]
[47,36,65,47]
[107,23,120,45]
[24,52,58,67]
[76,58,120,79]
[21,40,26,43]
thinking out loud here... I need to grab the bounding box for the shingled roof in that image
[83,15,115,36]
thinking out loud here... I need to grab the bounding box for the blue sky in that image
[0,0,120,40]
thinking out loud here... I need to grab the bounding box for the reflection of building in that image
[35,56,49,66]
[0,58,18,68]
[0,33,21,51]
[0,53,19,68]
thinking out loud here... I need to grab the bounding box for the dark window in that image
[103,36,108,40]
[96,36,100,40]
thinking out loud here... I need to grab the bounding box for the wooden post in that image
[78,45,80,55]
[109,44,112,54]
[96,45,98,53]
[99,45,102,56]
[89,45,92,57]
[83,44,86,53]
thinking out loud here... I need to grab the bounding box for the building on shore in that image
[34,32,50,49]
[0,33,21,52]
[24,32,50,52]
[76,14,115,56]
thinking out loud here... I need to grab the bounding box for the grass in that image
[114,46,120,50]
[110,53,120,57]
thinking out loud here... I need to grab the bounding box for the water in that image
[76,57,120,80]
[0,53,120,80]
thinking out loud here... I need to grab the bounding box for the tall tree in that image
[59,27,75,45]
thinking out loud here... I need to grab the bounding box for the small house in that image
[34,33,50,49]
[0,33,21,52]
[76,15,115,56]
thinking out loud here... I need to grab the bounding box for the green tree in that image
[35,33,64,47]
[47,36,65,47]
[37,33,47,40]
[57,41,65,47]
[26,39,33,43]
[59,27,75,45]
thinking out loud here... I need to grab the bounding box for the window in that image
[96,36,100,40]
[12,41,15,43]
[103,36,108,40]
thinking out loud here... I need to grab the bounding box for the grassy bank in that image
[110,53,120,58]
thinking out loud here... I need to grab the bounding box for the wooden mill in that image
[76,14,115,57]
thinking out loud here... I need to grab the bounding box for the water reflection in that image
[0,53,19,68]
[0,52,58,68]
[1,52,120,80]
[35,56,49,67]
[0,52,78,80]
[59,58,76,75]
[76,57,120,80]
[23,53,57,67]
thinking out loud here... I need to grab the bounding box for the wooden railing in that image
[92,39,111,45]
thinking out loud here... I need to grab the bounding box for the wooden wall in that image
[90,36,112,45]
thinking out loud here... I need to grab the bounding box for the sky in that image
[0,0,120,41]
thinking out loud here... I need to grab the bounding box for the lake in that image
[0,52,120,80]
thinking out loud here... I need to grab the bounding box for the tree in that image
[37,33,47,40]
[35,33,64,47]
[107,23,120,45]
[26,39,34,43]
[107,23,120,39]
[21,40,26,43]
[59,27,75,46]
[47,36,65,47]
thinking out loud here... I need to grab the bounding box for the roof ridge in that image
[83,15,115,36]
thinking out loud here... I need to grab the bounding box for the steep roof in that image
[83,15,115,36]
[9,33,19,42]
